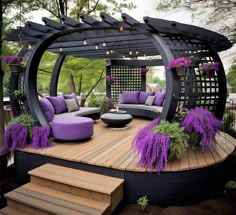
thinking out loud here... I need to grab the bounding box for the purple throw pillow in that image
[120,91,140,104]
[139,91,154,104]
[39,98,54,122]
[47,95,67,114]
[64,93,80,109]
[154,91,166,106]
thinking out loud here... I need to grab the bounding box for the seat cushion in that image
[64,93,80,109]
[64,98,79,112]
[139,92,154,104]
[47,96,67,114]
[39,98,54,122]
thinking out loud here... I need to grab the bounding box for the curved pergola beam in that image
[50,54,66,96]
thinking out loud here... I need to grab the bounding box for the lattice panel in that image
[163,35,221,115]
[108,65,143,103]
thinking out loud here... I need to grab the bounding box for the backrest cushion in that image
[145,96,156,106]
[119,91,140,104]
[47,96,67,114]
[64,93,80,109]
[64,98,79,112]
[154,91,166,106]
[39,98,54,122]
[139,92,154,104]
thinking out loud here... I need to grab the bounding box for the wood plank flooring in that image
[22,118,236,172]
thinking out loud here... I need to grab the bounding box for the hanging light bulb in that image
[28,44,32,50]
[95,44,99,49]
[135,50,139,55]
[106,50,110,55]
[102,41,106,47]
[110,49,114,53]
[129,50,133,55]
[59,47,63,52]
[83,39,87,45]
[119,26,124,31]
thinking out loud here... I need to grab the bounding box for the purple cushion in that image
[120,91,140,104]
[47,96,67,114]
[154,91,166,106]
[139,92,154,104]
[39,98,54,122]
[64,93,80,110]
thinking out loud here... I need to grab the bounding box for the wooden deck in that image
[22,118,236,172]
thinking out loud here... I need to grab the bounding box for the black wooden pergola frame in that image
[6,13,232,126]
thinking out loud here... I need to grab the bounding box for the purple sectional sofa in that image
[39,94,100,123]
[118,91,164,119]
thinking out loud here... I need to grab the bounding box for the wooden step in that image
[5,187,101,215]
[28,164,124,212]
[0,206,29,215]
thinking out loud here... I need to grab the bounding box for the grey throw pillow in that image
[64,98,79,112]
[145,96,156,106]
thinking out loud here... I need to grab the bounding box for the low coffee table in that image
[101,112,133,127]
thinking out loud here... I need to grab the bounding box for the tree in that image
[155,0,236,43]
[227,64,236,92]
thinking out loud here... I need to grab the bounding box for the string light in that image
[110,49,114,53]
[129,50,133,55]
[28,44,32,50]
[106,51,110,55]
[95,44,99,49]
[83,39,87,45]
[119,26,124,31]
[59,47,63,52]
[102,41,106,47]
[135,50,139,55]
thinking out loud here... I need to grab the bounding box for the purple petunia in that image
[106,75,116,84]
[2,56,22,65]
[182,107,222,151]
[202,62,220,72]
[167,57,192,71]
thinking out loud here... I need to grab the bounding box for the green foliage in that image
[225,180,236,190]
[8,114,37,138]
[227,64,236,91]
[222,107,236,138]
[137,196,149,211]
[152,121,188,160]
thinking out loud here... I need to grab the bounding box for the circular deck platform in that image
[17,118,236,205]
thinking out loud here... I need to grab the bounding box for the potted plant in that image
[106,75,116,85]
[167,57,192,77]
[201,62,219,78]
[133,119,188,173]
[137,196,149,214]
[4,114,51,152]
[182,107,222,151]
[2,56,23,73]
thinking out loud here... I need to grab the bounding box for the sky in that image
[27,0,234,73]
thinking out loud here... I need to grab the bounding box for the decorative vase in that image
[8,64,23,73]
[202,69,215,78]
[175,67,188,77]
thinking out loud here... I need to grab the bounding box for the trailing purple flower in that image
[202,62,220,72]
[31,126,51,149]
[106,75,116,84]
[182,107,222,151]
[4,124,28,150]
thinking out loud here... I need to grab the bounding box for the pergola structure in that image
[6,13,232,126]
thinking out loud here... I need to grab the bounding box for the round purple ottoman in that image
[52,116,93,140]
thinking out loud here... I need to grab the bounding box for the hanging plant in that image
[167,57,192,77]
[140,66,149,75]
[106,75,116,85]
[201,62,219,78]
